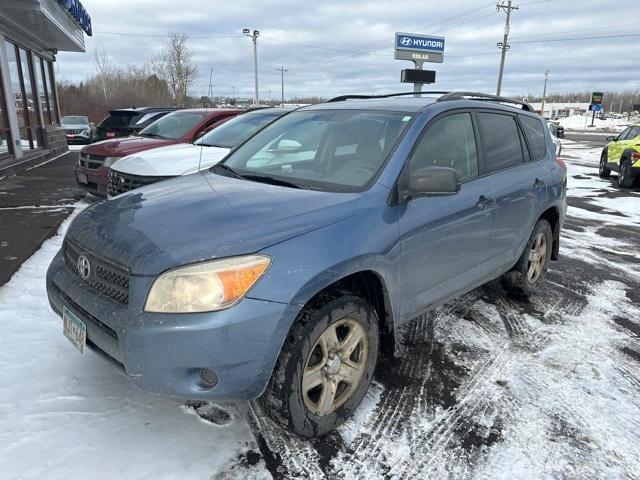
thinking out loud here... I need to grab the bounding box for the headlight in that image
[144,255,271,313]
[102,157,120,167]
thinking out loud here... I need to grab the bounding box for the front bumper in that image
[74,164,109,197]
[46,250,295,401]
[66,133,91,143]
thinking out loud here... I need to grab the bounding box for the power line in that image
[511,32,640,44]
[93,31,242,39]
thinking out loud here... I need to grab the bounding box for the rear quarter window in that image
[519,115,547,161]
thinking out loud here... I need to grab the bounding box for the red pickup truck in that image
[74,108,242,197]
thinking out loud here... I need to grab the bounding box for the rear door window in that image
[477,112,524,173]
[519,115,547,161]
[409,112,479,182]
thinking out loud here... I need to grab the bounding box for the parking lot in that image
[1,136,639,479]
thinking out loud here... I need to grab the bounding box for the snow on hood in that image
[111,143,231,177]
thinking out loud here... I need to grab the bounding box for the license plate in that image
[106,132,115,138]
[63,306,87,354]
[77,172,88,184]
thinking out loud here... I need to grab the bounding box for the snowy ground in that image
[557,114,633,133]
[1,140,639,479]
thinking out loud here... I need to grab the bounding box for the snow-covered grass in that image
[557,114,631,132]
[0,202,254,480]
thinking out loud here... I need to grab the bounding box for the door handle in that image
[533,178,545,189]
[476,195,494,209]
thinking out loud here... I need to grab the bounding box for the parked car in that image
[75,108,242,197]
[107,107,292,197]
[47,92,566,438]
[94,107,180,142]
[546,121,562,156]
[599,123,640,188]
[549,122,564,138]
[61,115,94,144]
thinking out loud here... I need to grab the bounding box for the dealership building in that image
[0,0,91,171]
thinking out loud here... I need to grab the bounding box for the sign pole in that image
[413,60,423,97]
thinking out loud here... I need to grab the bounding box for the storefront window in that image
[19,47,42,149]
[0,70,12,157]
[34,56,53,124]
[3,40,30,150]
[43,60,59,124]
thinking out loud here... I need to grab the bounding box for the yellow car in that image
[599,124,640,188]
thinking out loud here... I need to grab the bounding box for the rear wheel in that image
[618,158,634,188]
[599,151,611,178]
[260,292,379,437]
[501,219,553,297]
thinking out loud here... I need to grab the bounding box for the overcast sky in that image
[56,0,640,101]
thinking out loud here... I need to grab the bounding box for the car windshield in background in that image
[100,111,163,128]
[217,110,413,192]
[138,111,204,140]
[61,116,88,125]
[196,110,286,148]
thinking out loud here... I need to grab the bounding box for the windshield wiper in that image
[196,142,231,148]
[240,174,302,189]
[139,133,166,139]
[211,163,244,179]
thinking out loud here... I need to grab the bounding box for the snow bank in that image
[558,114,630,132]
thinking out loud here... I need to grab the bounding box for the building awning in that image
[0,0,87,53]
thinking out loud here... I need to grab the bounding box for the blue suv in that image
[47,92,567,437]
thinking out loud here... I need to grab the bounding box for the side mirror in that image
[408,166,460,199]
[606,135,616,142]
[270,139,302,153]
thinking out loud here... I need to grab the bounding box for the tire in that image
[260,291,379,438]
[618,157,634,188]
[599,151,611,178]
[501,219,553,297]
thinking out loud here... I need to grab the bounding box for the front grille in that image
[79,153,106,169]
[64,240,130,304]
[108,170,168,196]
[66,128,87,135]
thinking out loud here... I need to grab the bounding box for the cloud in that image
[56,0,640,100]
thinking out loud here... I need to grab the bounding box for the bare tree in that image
[153,33,198,107]
[93,47,115,105]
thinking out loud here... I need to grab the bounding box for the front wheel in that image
[599,151,611,178]
[501,219,553,297]
[260,293,379,438]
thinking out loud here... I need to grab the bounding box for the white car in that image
[107,108,292,197]
[547,121,562,156]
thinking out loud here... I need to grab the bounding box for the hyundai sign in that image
[395,33,445,54]
[57,0,92,36]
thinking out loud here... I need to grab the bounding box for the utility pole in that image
[276,66,288,106]
[540,70,549,117]
[496,1,518,96]
[243,28,260,106]
[207,67,214,108]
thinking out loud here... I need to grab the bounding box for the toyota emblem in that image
[400,37,412,46]
[77,255,91,281]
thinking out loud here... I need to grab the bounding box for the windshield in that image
[216,109,413,192]
[196,110,286,148]
[139,111,205,140]
[62,116,88,125]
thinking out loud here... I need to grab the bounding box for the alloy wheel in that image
[302,318,368,416]
[527,232,547,283]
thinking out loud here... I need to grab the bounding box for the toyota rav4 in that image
[47,92,567,437]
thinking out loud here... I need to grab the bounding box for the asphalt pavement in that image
[0,151,85,286]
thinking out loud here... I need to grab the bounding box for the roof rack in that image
[437,91,533,112]
[326,91,534,112]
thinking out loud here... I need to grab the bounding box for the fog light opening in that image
[200,368,219,387]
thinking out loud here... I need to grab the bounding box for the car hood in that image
[66,172,357,275]
[81,136,177,157]
[111,143,230,176]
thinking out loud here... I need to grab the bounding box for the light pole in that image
[276,66,288,106]
[243,28,260,106]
